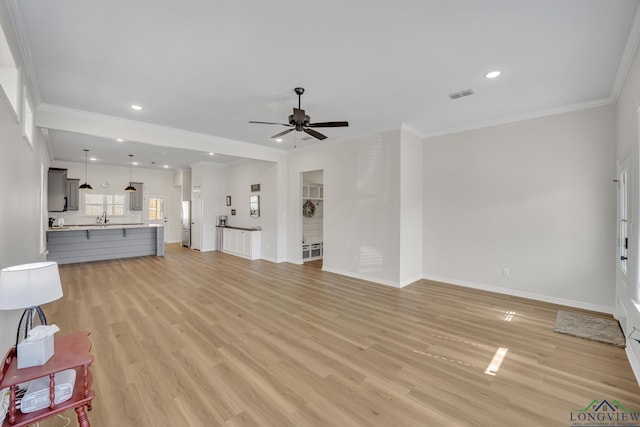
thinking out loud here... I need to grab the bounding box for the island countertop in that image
[48,223,162,232]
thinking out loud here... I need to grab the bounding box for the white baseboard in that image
[626,343,640,386]
[422,274,614,314]
[322,266,402,288]
[400,275,423,288]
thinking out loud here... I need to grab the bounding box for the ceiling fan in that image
[249,87,349,140]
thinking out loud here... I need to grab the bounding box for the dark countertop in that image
[216,226,261,231]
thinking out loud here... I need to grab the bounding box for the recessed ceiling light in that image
[130,104,143,111]
[132,161,139,166]
[90,157,97,161]
[163,165,169,168]
[208,152,215,156]
[485,70,501,79]
[116,138,124,142]
[275,138,283,142]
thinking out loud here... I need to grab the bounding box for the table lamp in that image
[0,261,63,348]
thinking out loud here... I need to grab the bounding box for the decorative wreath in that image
[302,200,316,218]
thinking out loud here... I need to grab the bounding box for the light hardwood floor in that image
[37,244,640,426]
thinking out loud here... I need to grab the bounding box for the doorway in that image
[302,170,324,267]
[191,187,202,250]
[146,195,167,243]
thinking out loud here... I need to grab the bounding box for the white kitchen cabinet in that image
[222,228,261,260]
[302,242,323,261]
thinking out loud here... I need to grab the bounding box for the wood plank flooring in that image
[37,244,640,426]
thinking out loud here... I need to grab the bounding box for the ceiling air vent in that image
[448,89,475,100]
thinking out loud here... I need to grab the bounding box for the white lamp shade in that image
[0,262,63,310]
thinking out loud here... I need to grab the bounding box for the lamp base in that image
[16,306,48,349]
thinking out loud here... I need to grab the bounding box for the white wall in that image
[50,161,181,243]
[399,128,423,285]
[0,7,49,355]
[614,39,640,381]
[288,130,403,286]
[191,163,226,251]
[223,159,278,261]
[190,159,279,257]
[423,105,616,312]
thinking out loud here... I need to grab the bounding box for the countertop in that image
[216,225,261,231]
[48,223,162,232]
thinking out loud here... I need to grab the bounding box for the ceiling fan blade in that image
[308,121,349,128]
[271,128,294,139]
[249,121,290,126]
[303,128,327,140]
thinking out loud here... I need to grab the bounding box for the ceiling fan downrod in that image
[294,87,304,109]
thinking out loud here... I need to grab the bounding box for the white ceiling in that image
[10,0,640,168]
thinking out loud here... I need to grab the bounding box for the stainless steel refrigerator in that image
[181,201,191,247]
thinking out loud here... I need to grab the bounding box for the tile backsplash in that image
[48,210,143,225]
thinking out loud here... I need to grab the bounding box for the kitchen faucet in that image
[101,211,109,224]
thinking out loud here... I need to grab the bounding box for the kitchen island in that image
[47,224,164,264]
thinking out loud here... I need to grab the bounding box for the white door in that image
[191,187,202,250]
[615,156,630,330]
[618,165,629,275]
[146,195,168,242]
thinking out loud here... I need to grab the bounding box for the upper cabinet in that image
[303,184,323,200]
[129,182,144,210]
[48,168,67,212]
[65,178,79,211]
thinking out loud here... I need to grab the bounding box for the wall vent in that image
[449,89,475,100]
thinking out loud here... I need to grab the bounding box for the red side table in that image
[0,331,94,427]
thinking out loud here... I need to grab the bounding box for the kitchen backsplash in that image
[48,210,143,225]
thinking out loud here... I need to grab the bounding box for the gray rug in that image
[554,310,626,347]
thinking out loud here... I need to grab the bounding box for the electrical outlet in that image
[502,268,510,277]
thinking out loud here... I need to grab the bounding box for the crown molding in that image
[422,97,616,139]
[611,3,640,99]
[401,123,427,139]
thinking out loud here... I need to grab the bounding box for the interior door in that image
[619,166,629,275]
[191,186,202,250]
[146,195,167,243]
[616,155,630,330]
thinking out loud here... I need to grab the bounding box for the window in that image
[84,193,125,217]
[0,22,20,120]
[148,197,164,221]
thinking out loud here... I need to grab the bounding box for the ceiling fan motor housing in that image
[289,111,311,131]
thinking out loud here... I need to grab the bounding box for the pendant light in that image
[125,154,136,192]
[79,149,93,190]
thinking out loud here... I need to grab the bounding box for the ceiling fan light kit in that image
[249,87,349,141]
